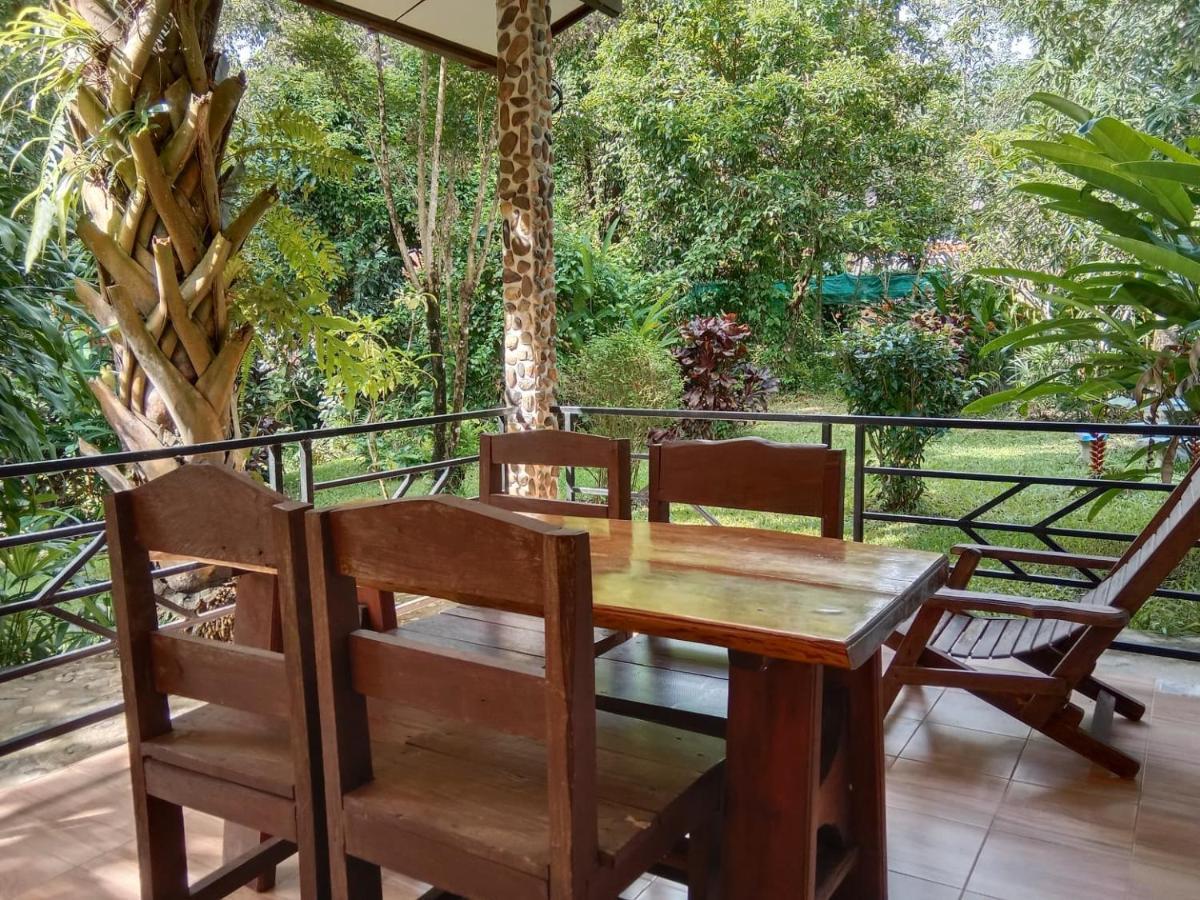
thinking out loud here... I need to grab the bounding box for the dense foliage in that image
[838,316,968,511]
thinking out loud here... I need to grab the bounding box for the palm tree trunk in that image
[69,0,269,481]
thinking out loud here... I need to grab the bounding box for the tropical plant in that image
[968,93,1200,477]
[837,318,966,511]
[666,313,779,439]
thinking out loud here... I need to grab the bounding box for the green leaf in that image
[1102,236,1200,285]
[1116,160,1200,187]
[1026,92,1094,125]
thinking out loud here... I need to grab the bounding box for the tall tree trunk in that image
[68,0,268,482]
[495,0,560,498]
[423,291,450,460]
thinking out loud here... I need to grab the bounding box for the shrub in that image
[561,328,682,447]
[668,313,779,439]
[837,319,966,512]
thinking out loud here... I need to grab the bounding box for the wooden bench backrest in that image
[478,430,632,520]
[649,437,846,538]
[105,464,314,732]
[306,496,599,881]
[1083,456,1200,616]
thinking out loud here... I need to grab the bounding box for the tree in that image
[271,12,499,460]
[582,0,962,303]
[1,0,271,482]
[0,0,412,480]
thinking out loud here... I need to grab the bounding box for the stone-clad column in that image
[496,0,559,497]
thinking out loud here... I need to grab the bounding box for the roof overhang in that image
[292,0,621,71]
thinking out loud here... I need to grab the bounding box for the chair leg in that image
[1039,711,1141,778]
[687,817,720,900]
[134,793,188,900]
[1076,674,1147,721]
[331,854,382,900]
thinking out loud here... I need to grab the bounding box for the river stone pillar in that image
[496,0,559,497]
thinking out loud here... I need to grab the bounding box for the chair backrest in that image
[648,437,846,538]
[104,464,319,780]
[478,430,632,520]
[305,496,598,884]
[1083,456,1200,616]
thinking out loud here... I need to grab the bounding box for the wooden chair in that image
[587,438,848,735]
[884,457,1200,777]
[106,465,327,899]
[478,429,632,520]
[648,437,845,537]
[405,429,634,657]
[305,495,725,899]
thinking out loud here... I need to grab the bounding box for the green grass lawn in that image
[288,393,1200,639]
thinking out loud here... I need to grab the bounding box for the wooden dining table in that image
[528,515,948,900]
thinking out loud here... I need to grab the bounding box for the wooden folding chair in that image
[400,429,634,657]
[648,436,845,536]
[106,465,327,898]
[478,429,632,520]
[305,495,725,899]
[884,457,1200,777]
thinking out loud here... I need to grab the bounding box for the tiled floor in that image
[1,657,1198,899]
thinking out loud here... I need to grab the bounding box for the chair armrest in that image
[951,544,1121,570]
[929,588,1130,627]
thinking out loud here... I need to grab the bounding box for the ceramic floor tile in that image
[1140,750,1200,804]
[899,722,1026,780]
[1011,736,1141,793]
[967,828,1132,900]
[886,870,962,900]
[1128,860,1200,899]
[884,714,921,756]
[924,690,1033,739]
[890,685,943,720]
[993,779,1138,849]
[886,807,988,889]
[636,878,687,899]
[1133,794,1200,876]
[886,757,1008,828]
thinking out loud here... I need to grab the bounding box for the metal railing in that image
[0,408,504,757]
[2,404,1199,757]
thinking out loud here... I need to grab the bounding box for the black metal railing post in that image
[821,421,833,447]
[298,439,315,503]
[852,424,866,542]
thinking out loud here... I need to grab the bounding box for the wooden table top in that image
[533,516,948,669]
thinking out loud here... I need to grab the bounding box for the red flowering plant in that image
[653,313,780,441]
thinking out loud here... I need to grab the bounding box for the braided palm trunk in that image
[69,0,272,482]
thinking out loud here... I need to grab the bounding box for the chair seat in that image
[925,612,1084,660]
[342,707,725,879]
[142,704,296,799]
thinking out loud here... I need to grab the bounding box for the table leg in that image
[723,651,823,900]
[832,650,887,900]
[723,649,889,900]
